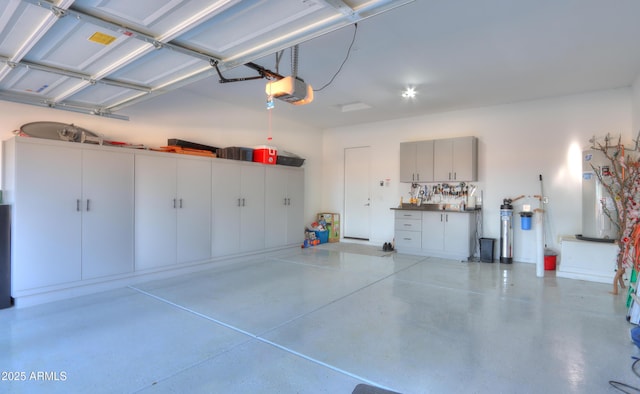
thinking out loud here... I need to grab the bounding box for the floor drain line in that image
[128,285,397,392]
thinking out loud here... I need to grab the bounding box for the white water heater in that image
[581,149,617,240]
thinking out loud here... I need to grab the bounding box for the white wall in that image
[0,86,635,263]
[322,88,632,263]
[633,73,640,134]
[0,89,325,225]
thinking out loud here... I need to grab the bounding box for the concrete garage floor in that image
[0,244,637,393]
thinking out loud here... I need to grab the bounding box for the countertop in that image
[391,203,481,213]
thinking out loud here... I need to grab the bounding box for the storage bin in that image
[253,145,277,164]
[277,153,305,167]
[217,147,253,161]
[314,230,329,244]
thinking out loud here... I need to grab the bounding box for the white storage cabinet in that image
[4,137,134,292]
[399,140,434,183]
[422,210,475,260]
[212,160,265,257]
[394,210,422,249]
[265,166,305,248]
[433,136,478,182]
[135,153,211,270]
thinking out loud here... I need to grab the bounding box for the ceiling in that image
[3,0,640,129]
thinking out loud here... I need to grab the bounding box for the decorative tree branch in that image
[592,137,640,294]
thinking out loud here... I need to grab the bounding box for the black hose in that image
[609,358,640,393]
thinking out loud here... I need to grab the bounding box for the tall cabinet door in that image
[421,211,445,251]
[265,167,289,248]
[177,157,211,264]
[444,212,473,255]
[240,165,265,253]
[415,140,434,182]
[433,139,454,181]
[13,142,82,290]
[265,166,304,248]
[286,168,305,246]
[212,161,241,257]
[81,149,134,279]
[452,137,477,181]
[135,154,177,270]
[399,142,417,182]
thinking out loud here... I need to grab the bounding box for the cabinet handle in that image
[77,199,81,212]
[403,237,411,241]
[404,224,411,226]
[440,214,443,222]
[173,199,177,209]
[86,199,90,212]
[453,172,457,180]
[179,198,183,209]
[242,198,246,207]
[416,173,420,181]
[237,198,241,207]
[446,214,448,222]
[287,198,291,206]
[284,198,287,206]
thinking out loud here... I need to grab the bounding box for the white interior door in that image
[344,146,371,240]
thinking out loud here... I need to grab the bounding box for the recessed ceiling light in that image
[339,102,372,112]
[402,87,416,98]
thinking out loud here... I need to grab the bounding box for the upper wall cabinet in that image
[400,140,434,183]
[433,136,477,182]
[401,136,477,183]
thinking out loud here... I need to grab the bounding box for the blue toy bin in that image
[314,230,329,244]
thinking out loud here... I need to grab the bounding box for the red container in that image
[253,145,277,165]
[544,254,557,270]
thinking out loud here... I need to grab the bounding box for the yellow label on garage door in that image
[88,32,116,45]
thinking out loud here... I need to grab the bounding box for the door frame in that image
[343,146,371,240]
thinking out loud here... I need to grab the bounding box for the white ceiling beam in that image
[319,0,358,21]
[0,0,75,82]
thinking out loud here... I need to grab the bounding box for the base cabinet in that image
[394,211,422,249]
[422,211,474,259]
[393,209,476,260]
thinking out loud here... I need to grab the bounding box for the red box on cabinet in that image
[253,145,277,164]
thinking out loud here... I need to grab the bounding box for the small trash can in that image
[544,250,557,270]
[0,205,11,309]
[479,238,496,263]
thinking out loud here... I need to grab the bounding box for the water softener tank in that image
[500,199,514,264]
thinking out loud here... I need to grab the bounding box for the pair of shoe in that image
[383,242,394,252]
